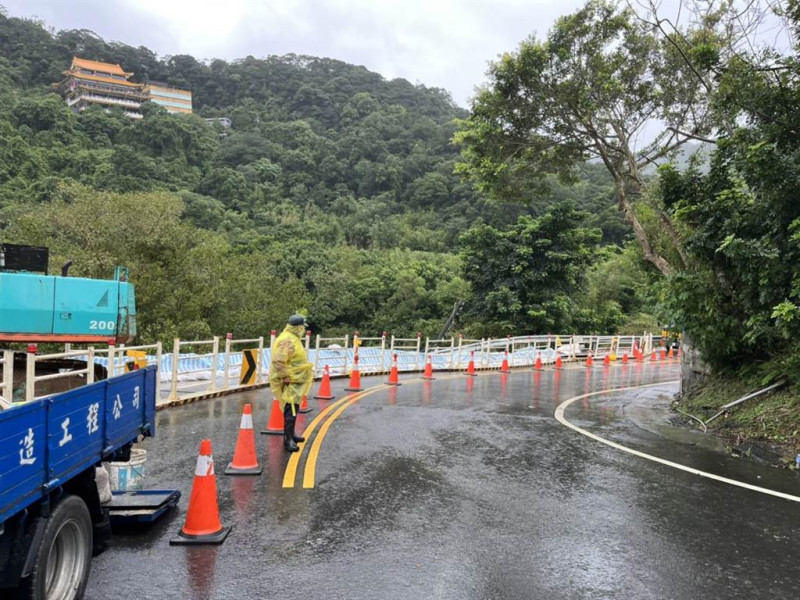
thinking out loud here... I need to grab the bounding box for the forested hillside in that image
[0,7,648,341]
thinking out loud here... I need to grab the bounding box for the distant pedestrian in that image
[269,314,313,452]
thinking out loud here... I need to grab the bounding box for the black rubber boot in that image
[284,420,299,452]
[291,417,305,444]
[283,403,305,443]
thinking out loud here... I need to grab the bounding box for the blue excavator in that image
[0,243,136,345]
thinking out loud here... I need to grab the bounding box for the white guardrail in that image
[5,332,666,407]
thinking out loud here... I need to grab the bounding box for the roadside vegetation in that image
[0,1,798,455]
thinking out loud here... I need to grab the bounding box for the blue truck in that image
[0,366,157,600]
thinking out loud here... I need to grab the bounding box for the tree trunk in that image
[617,184,674,276]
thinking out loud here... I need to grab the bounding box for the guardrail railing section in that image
[1,350,12,405]
[26,347,95,402]
[425,337,455,371]
[313,334,350,378]
[390,333,422,372]
[11,330,671,405]
[353,332,387,375]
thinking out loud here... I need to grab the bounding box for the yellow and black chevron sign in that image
[239,349,258,385]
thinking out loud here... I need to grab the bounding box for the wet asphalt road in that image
[86,362,800,599]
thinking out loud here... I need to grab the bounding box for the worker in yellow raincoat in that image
[269,314,314,452]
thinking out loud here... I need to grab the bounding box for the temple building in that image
[55,57,147,119]
[144,83,193,114]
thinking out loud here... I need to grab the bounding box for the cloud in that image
[3,0,585,106]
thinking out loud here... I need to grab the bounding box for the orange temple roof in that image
[71,57,133,78]
[64,72,145,89]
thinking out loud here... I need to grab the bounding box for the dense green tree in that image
[453,0,723,276]
[459,204,601,335]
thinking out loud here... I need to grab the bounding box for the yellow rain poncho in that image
[269,324,313,415]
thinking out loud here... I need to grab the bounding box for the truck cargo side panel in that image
[0,402,47,525]
[0,367,157,526]
[47,384,108,487]
[105,372,149,450]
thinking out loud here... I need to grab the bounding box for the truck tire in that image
[20,495,93,600]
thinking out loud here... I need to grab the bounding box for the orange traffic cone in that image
[422,353,435,380]
[660,348,667,360]
[298,393,312,414]
[171,439,231,545]
[226,404,262,476]
[555,352,563,370]
[314,365,335,400]
[586,352,594,367]
[500,351,510,373]
[534,353,544,371]
[466,351,477,377]
[668,347,674,358]
[603,354,611,367]
[651,351,657,361]
[261,398,284,435]
[345,354,363,392]
[622,353,629,364]
[387,354,401,385]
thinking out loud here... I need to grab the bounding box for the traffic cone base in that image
[170,440,231,546]
[298,394,313,414]
[225,463,262,476]
[171,525,231,545]
[226,404,262,476]
[261,398,284,435]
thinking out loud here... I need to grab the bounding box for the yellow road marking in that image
[302,385,389,488]
[300,373,464,489]
[282,393,361,488]
[554,380,800,504]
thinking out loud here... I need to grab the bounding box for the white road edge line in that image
[554,380,800,504]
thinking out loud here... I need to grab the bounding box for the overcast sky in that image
[3,0,592,106]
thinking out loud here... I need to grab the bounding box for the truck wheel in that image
[21,495,93,600]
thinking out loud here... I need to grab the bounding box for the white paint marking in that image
[554,380,800,504]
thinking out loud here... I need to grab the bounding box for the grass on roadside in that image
[675,375,800,463]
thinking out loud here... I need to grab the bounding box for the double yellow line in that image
[282,384,388,489]
[282,373,464,489]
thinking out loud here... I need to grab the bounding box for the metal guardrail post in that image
[155,341,163,400]
[416,333,422,371]
[86,347,95,384]
[269,330,276,379]
[456,334,463,370]
[222,333,232,391]
[448,337,455,369]
[107,343,116,378]
[169,338,180,402]
[2,351,13,402]
[210,336,219,392]
[344,334,350,373]
[257,336,264,383]
[381,332,387,373]
[25,346,36,403]
[305,330,311,351]
[314,335,321,374]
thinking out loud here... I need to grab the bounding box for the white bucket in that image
[107,448,147,492]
